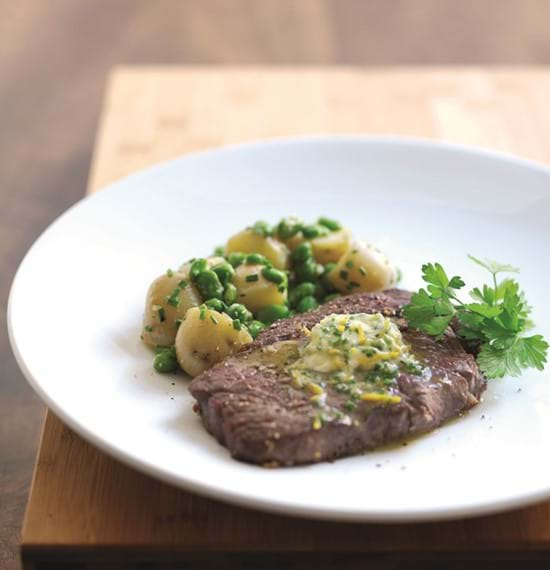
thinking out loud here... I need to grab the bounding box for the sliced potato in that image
[310,228,352,264]
[328,241,397,293]
[142,272,202,347]
[225,228,289,269]
[233,263,287,313]
[175,307,252,376]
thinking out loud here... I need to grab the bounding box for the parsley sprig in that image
[403,255,548,378]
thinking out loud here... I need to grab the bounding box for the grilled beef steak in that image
[189,289,486,466]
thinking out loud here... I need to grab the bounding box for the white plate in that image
[8,136,550,522]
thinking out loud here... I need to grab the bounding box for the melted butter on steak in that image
[284,313,429,428]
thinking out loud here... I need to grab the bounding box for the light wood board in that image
[20,67,550,566]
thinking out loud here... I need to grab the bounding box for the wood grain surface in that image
[18,67,550,568]
[88,67,550,191]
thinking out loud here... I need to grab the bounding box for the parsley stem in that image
[447,291,466,308]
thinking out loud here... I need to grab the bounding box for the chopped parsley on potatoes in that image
[142,216,398,377]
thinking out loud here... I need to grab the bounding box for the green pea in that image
[227,303,253,323]
[204,298,227,312]
[227,252,246,268]
[317,217,342,231]
[245,252,270,265]
[195,270,224,300]
[302,224,330,239]
[223,283,237,305]
[153,348,178,373]
[289,282,316,306]
[277,216,303,240]
[251,220,272,237]
[257,304,290,325]
[297,281,317,297]
[294,259,320,283]
[190,258,208,280]
[213,245,225,256]
[296,295,319,313]
[291,242,313,263]
[247,320,266,339]
[261,266,286,285]
[212,261,235,285]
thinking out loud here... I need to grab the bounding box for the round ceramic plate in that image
[8,136,550,522]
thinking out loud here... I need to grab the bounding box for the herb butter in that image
[290,313,423,415]
[295,313,413,377]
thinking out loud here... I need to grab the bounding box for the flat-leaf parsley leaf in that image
[403,256,548,378]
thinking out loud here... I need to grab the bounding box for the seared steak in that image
[189,289,486,466]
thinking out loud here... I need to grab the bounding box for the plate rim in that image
[8,134,550,522]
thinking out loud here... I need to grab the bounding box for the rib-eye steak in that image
[189,289,486,466]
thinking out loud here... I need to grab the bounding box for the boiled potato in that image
[278,226,351,262]
[282,232,305,251]
[310,228,352,264]
[142,272,202,347]
[175,307,252,376]
[328,241,397,293]
[225,228,289,269]
[233,263,287,313]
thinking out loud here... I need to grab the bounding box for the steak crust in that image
[189,289,486,466]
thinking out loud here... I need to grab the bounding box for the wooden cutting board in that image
[20,67,550,569]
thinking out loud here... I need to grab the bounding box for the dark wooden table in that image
[3,2,550,569]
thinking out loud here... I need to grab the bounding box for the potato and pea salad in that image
[142,216,398,376]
